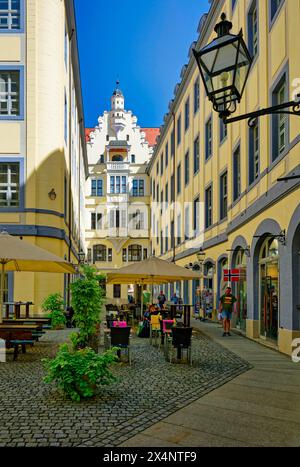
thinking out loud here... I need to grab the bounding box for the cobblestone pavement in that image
[0,328,251,447]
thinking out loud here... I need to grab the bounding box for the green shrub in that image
[42,293,66,329]
[70,265,106,349]
[42,344,117,402]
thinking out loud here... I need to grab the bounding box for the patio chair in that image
[149,314,161,346]
[109,326,131,364]
[168,326,193,365]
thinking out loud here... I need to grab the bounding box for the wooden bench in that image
[0,328,36,361]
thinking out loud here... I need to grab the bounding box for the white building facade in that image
[85,84,159,303]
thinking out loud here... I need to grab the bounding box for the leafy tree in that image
[70,265,106,349]
[41,293,66,329]
[43,344,117,402]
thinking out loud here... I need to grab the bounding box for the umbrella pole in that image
[0,262,5,324]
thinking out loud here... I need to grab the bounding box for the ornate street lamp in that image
[193,13,300,126]
[196,248,206,274]
[78,250,86,265]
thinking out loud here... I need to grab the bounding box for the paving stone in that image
[0,327,250,447]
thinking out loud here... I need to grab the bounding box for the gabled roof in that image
[141,128,160,147]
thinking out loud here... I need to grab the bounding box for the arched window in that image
[93,244,107,262]
[128,245,142,262]
[112,155,123,162]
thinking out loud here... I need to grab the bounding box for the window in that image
[113,284,121,299]
[0,0,21,31]
[108,248,113,262]
[177,114,181,145]
[248,0,258,57]
[177,214,181,245]
[91,179,103,197]
[165,182,169,205]
[156,161,159,175]
[171,174,175,202]
[93,245,107,262]
[233,146,241,201]
[184,97,190,131]
[272,77,287,160]
[110,209,126,228]
[0,70,20,116]
[165,142,169,167]
[194,77,200,114]
[205,186,212,229]
[0,162,19,207]
[160,153,164,175]
[249,121,260,184]
[165,226,169,252]
[185,206,190,240]
[171,129,175,157]
[232,0,238,12]
[130,210,144,230]
[270,0,284,21]
[156,184,159,202]
[110,176,127,194]
[122,248,127,262]
[205,117,212,160]
[171,221,175,249]
[132,179,144,197]
[128,245,143,262]
[131,154,136,163]
[160,231,164,255]
[184,151,189,186]
[100,154,104,164]
[64,91,68,143]
[112,155,123,162]
[193,196,200,235]
[91,212,103,230]
[194,136,200,174]
[220,119,228,143]
[87,249,92,263]
[220,172,228,220]
[64,23,68,68]
[177,163,181,194]
[152,181,155,200]
[64,176,68,219]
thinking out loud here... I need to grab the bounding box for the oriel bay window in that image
[0,70,20,117]
[0,0,21,31]
[0,162,20,207]
[110,176,127,194]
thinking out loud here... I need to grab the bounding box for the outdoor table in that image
[0,324,39,331]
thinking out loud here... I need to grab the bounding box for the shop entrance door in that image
[260,266,279,341]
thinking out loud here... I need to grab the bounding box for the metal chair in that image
[167,327,193,365]
[108,326,132,365]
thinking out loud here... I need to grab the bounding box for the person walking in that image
[157,290,167,310]
[219,286,237,337]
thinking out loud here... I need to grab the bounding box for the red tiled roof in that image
[85,127,160,147]
[141,128,160,147]
[85,128,94,142]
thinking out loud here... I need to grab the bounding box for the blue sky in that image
[75,0,210,129]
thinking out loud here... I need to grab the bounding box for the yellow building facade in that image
[0,0,88,312]
[148,0,300,355]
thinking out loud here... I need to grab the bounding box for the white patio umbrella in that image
[0,231,75,323]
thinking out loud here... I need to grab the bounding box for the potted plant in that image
[70,265,106,351]
[42,344,117,402]
[42,293,66,330]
